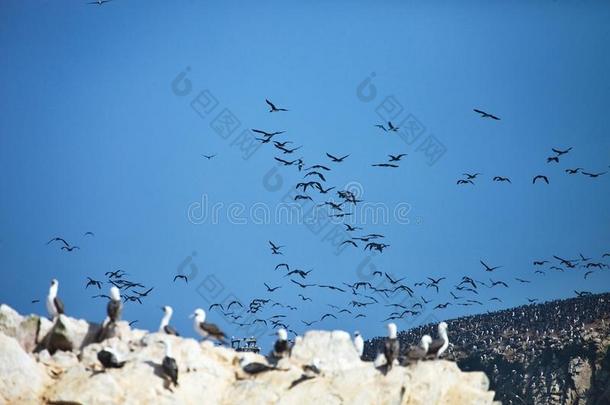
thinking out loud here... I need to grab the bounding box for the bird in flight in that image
[463,173,481,180]
[582,171,606,178]
[565,168,583,174]
[493,176,511,183]
[344,224,362,232]
[533,260,548,266]
[252,129,285,137]
[388,154,407,162]
[269,241,284,255]
[88,0,113,5]
[372,163,399,168]
[201,154,217,160]
[533,175,549,184]
[84,231,95,237]
[173,275,188,283]
[85,277,102,289]
[264,283,282,292]
[547,156,559,164]
[265,99,288,112]
[480,260,501,272]
[326,153,349,163]
[61,245,80,252]
[457,179,474,185]
[552,147,572,156]
[47,237,69,247]
[473,109,500,120]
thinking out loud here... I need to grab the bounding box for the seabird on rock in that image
[97,347,125,369]
[272,328,290,359]
[383,323,400,372]
[159,306,180,336]
[105,286,122,325]
[159,340,179,387]
[426,322,449,359]
[353,331,364,358]
[239,357,284,375]
[403,335,432,365]
[289,358,321,389]
[46,279,64,319]
[190,308,226,342]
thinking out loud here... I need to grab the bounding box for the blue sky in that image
[1,0,609,349]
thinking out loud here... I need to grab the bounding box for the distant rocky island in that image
[365,293,610,404]
[0,304,498,405]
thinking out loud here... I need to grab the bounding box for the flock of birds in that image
[44,276,451,388]
[36,98,608,389]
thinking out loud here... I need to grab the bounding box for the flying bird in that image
[533,175,549,184]
[326,153,349,163]
[265,99,288,112]
[480,260,502,272]
[493,176,511,183]
[201,154,216,160]
[582,171,606,178]
[173,275,188,283]
[388,154,407,162]
[264,283,282,292]
[473,109,500,120]
[552,147,572,156]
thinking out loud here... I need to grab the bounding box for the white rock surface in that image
[0,306,498,405]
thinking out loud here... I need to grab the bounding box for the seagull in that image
[326,153,349,163]
[97,347,125,369]
[353,331,364,357]
[46,279,64,319]
[265,99,288,112]
[493,176,511,183]
[191,308,226,342]
[473,109,500,120]
[159,340,178,387]
[159,306,179,336]
[533,175,549,184]
[173,275,188,283]
[383,323,400,372]
[480,260,502,272]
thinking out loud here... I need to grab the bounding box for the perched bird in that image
[159,340,178,387]
[353,331,364,358]
[159,306,180,336]
[240,358,282,375]
[403,335,432,364]
[383,323,400,372]
[97,347,125,369]
[46,279,64,319]
[426,322,449,359]
[191,308,226,342]
[272,328,291,359]
[105,286,122,325]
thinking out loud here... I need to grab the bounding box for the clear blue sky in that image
[1,0,609,349]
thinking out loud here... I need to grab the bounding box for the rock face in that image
[0,305,497,405]
[364,293,610,405]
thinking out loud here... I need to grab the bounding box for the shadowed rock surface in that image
[364,293,610,404]
[0,304,496,405]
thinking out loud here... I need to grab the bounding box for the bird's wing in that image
[54,297,65,314]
